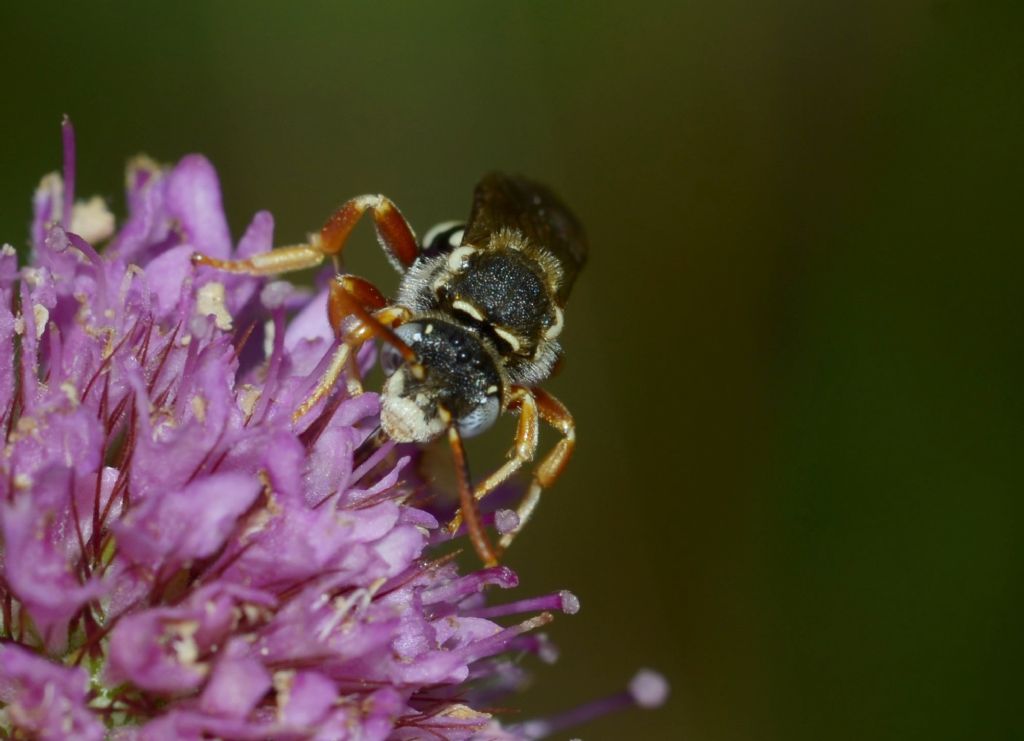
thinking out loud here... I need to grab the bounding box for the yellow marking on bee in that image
[545,306,564,340]
[452,299,485,321]
[494,327,521,352]
[447,245,476,273]
[431,274,449,294]
[424,323,434,334]
[486,385,499,395]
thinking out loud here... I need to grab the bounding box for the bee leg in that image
[498,389,575,551]
[447,422,500,567]
[447,387,539,536]
[292,340,356,424]
[319,195,420,271]
[327,275,420,371]
[292,279,411,424]
[329,275,385,396]
[191,194,419,275]
[329,275,389,332]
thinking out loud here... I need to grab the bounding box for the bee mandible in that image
[192,173,586,566]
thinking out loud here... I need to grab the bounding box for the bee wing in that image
[463,173,587,301]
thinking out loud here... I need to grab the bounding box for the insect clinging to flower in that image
[192,172,586,565]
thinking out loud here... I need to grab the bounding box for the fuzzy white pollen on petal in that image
[273,670,296,711]
[238,384,261,416]
[32,304,49,339]
[71,196,116,243]
[170,621,201,665]
[438,704,491,721]
[36,172,63,218]
[22,267,44,287]
[196,281,234,331]
[191,395,207,423]
[263,319,276,358]
[61,381,80,405]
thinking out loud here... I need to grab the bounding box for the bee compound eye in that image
[379,343,403,376]
[457,394,500,438]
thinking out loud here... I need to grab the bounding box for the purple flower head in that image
[0,121,665,738]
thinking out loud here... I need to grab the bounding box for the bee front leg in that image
[447,422,500,568]
[292,277,411,424]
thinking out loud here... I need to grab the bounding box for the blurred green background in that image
[2,2,1022,739]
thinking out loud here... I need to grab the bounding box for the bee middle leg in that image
[446,387,539,536]
[446,387,575,555]
[498,388,575,550]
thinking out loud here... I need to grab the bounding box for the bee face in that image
[379,319,503,443]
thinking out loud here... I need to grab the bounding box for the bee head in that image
[379,319,503,443]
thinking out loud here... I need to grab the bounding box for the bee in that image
[192,173,586,566]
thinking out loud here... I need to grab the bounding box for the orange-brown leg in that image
[319,195,419,270]
[327,275,390,397]
[191,194,420,275]
[447,420,500,567]
[329,275,388,334]
[292,277,413,423]
[446,387,539,536]
[498,388,575,550]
